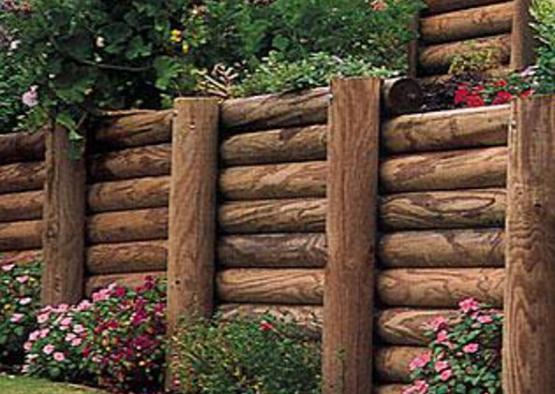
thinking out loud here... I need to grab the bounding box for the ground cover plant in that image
[0,374,108,394]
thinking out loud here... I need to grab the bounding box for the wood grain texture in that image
[0,249,42,266]
[86,240,167,274]
[380,188,506,230]
[423,0,507,15]
[87,207,168,244]
[323,78,380,394]
[85,271,165,296]
[377,268,504,307]
[219,198,326,234]
[220,124,327,166]
[0,190,43,222]
[382,105,510,154]
[42,127,86,305]
[380,146,507,192]
[379,228,505,268]
[88,143,171,182]
[419,34,511,74]
[87,176,169,213]
[510,0,537,69]
[218,233,327,268]
[504,96,555,394]
[0,161,45,194]
[375,385,409,394]
[420,2,513,44]
[220,161,326,200]
[0,220,42,251]
[0,130,45,164]
[167,98,219,332]
[93,110,173,151]
[216,268,324,304]
[375,346,428,383]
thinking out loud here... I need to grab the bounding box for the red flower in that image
[466,94,485,108]
[492,90,513,105]
[259,320,274,332]
[454,87,469,105]
[520,89,534,99]
[493,79,507,87]
[113,286,127,298]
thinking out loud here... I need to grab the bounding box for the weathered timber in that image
[85,271,165,296]
[380,146,507,192]
[375,385,409,394]
[324,78,380,394]
[93,110,173,151]
[220,161,326,200]
[218,198,326,234]
[42,127,86,304]
[377,268,504,307]
[510,0,537,69]
[0,249,42,266]
[88,143,171,182]
[86,240,167,274]
[87,176,169,213]
[379,228,505,267]
[421,2,513,44]
[382,105,510,154]
[87,207,168,244]
[216,268,324,304]
[423,0,507,15]
[167,98,219,336]
[419,34,511,74]
[220,125,327,166]
[0,130,45,164]
[504,96,555,394]
[419,66,512,85]
[377,308,457,345]
[217,303,323,337]
[0,161,45,194]
[218,233,327,268]
[381,78,423,115]
[0,220,42,251]
[0,190,43,222]
[375,347,428,383]
[380,188,506,230]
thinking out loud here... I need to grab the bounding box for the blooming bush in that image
[171,314,321,394]
[24,276,167,394]
[0,253,41,367]
[404,298,503,394]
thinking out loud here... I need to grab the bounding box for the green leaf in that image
[125,36,152,60]
[153,56,182,91]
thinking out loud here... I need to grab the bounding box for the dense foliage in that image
[0,254,41,368]
[171,315,321,394]
[532,0,555,93]
[405,298,502,394]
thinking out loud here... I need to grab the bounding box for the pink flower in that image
[73,324,85,334]
[65,333,77,342]
[37,313,49,324]
[403,380,429,394]
[42,344,55,355]
[29,330,40,341]
[71,338,82,347]
[434,360,449,372]
[427,316,448,332]
[440,369,453,381]
[76,300,92,311]
[10,313,24,323]
[459,298,480,313]
[16,275,29,283]
[409,352,431,371]
[39,328,50,338]
[23,341,32,351]
[22,86,39,107]
[1,263,15,272]
[60,317,72,326]
[56,304,69,313]
[371,0,387,11]
[477,314,493,324]
[53,352,65,362]
[19,297,32,305]
[436,329,449,344]
[463,343,479,354]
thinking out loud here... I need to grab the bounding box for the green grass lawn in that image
[0,375,107,394]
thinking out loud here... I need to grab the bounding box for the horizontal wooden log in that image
[375,346,427,383]
[0,130,45,164]
[419,66,512,86]
[87,207,168,244]
[216,268,324,304]
[419,34,511,74]
[379,228,505,267]
[0,161,45,194]
[0,249,42,266]
[380,146,507,192]
[93,110,173,151]
[85,271,165,296]
[0,220,42,251]
[375,385,409,394]
[217,303,323,337]
[219,233,327,268]
[423,0,508,15]
[0,190,43,222]
[421,2,513,44]
[382,105,510,154]
[219,199,326,234]
[220,161,326,200]
[380,188,506,230]
[87,176,169,213]
[220,125,327,166]
[86,240,167,274]
[377,308,456,346]
[377,268,504,307]
[88,143,171,182]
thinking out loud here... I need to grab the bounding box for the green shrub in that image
[532,0,555,93]
[171,315,321,394]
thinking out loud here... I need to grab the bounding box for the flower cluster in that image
[0,253,41,367]
[404,298,502,394]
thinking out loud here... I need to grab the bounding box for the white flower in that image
[96,36,105,48]
[9,40,20,51]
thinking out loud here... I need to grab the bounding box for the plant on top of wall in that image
[532,0,555,94]
[404,298,502,394]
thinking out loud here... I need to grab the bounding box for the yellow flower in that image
[170,29,182,43]
[181,42,190,54]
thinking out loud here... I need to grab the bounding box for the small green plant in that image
[171,314,321,394]
[532,0,555,93]
[448,44,504,76]
[404,298,502,394]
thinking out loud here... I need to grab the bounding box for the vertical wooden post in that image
[167,98,219,332]
[323,78,381,394]
[41,126,86,305]
[504,95,555,394]
[510,0,537,70]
